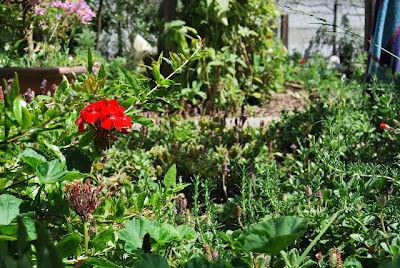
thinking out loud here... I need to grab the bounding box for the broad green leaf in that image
[18,148,46,168]
[238,216,307,255]
[36,159,68,184]
[22,216,37,241]
[0,194,23,225]
[132,254,170,268]
[162,224,197,241]
[118,218,147,253]
[92,229,114,253]
[163,164,176,189]
[145,222,174,244]
[57,232,81,258]
[85,257,119,268]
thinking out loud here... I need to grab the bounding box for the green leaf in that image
[163,164,176,189]
[120,66,140,95]
[343,256,363,268]
[0,234,17,241]
[87,46,93,74]
[115,196,126,223]
[132,254,170,268]
[163,224,197,241]
[18,148,46,168]
[238,216,307,255]
[41,139,66,167]
[145,222,174,244]
[120,97,137,109]
[55,76,69,99]
[132,115,154,127]
[36,159,68,184]
[62,171,87,181]
[152,62,165,84]
[63,149,92,173]
[0,194,23,225]
[22,216,37,241]
[92,229,114,253]
[118,218,147,253]
[85,257,119,268]
[98,65,107,79]
[57,232,81,258]
[13,98,32,130]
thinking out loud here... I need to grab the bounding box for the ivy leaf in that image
[163,164,176,189]
[0,194,23,225]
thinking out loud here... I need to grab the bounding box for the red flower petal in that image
[101,117,114,130]
[75,117,83,125]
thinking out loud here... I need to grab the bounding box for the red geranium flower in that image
[75,99,132,132]
[300,58,306,65]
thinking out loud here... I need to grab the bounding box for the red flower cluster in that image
[64,179,109,221]
[300,58,306,65]
[75,99,132,132]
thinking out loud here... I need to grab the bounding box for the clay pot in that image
[0,66,87,94]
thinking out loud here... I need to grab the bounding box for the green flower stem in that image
[84,220,89,255]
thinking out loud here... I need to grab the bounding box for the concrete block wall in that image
[277,0,365,56]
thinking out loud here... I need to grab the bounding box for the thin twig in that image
[146,38,204,97]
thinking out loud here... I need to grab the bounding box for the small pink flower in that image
[49,44,55,50]
[56,13,62,20]
[68,56,73,61]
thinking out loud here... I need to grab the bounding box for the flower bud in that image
[212,249,219,261]
[306,185,312,198]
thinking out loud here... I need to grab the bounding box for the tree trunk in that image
[96,0,103,50]
[158,0,177,76]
